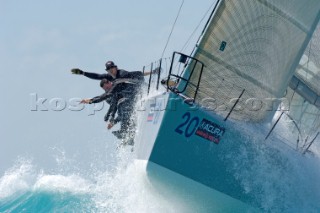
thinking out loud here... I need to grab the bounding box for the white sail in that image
[291,24,320,105]
[280,24,320,151]
[184,0,320,122]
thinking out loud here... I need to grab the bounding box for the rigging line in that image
[177,1,217,77]
[160,0,184,59]
[308,115,320,136]
[178,0,220,77]
[289,81,298,106]
[189,0,221,57]
[180,1,216,53]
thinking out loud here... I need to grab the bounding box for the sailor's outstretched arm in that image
[80,93,111,104]
[71,68,113,80]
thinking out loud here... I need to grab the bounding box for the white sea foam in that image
[33,174,92,194]
[0,159,34,199]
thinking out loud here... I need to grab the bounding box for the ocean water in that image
[1,137,320,213]
[0,147,180,213]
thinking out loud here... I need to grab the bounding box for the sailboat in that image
[134,0,320,211]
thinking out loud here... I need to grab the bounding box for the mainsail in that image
[184,0,320,122]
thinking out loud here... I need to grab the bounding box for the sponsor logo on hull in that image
[195,119,225,144]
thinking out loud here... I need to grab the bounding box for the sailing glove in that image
[71,68,84,75]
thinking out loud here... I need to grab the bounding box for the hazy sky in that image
[0,0,215,173]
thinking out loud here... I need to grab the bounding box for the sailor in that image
[71,60,157,82]
[80,78,139,140]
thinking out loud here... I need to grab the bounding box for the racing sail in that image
[184,0,320,122]
[281,24,320,151]
[290,24,320,107]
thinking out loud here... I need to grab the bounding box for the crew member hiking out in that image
[80,78,140,143]
[71,60,158,82]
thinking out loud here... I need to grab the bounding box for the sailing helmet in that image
[105,61,117,70]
